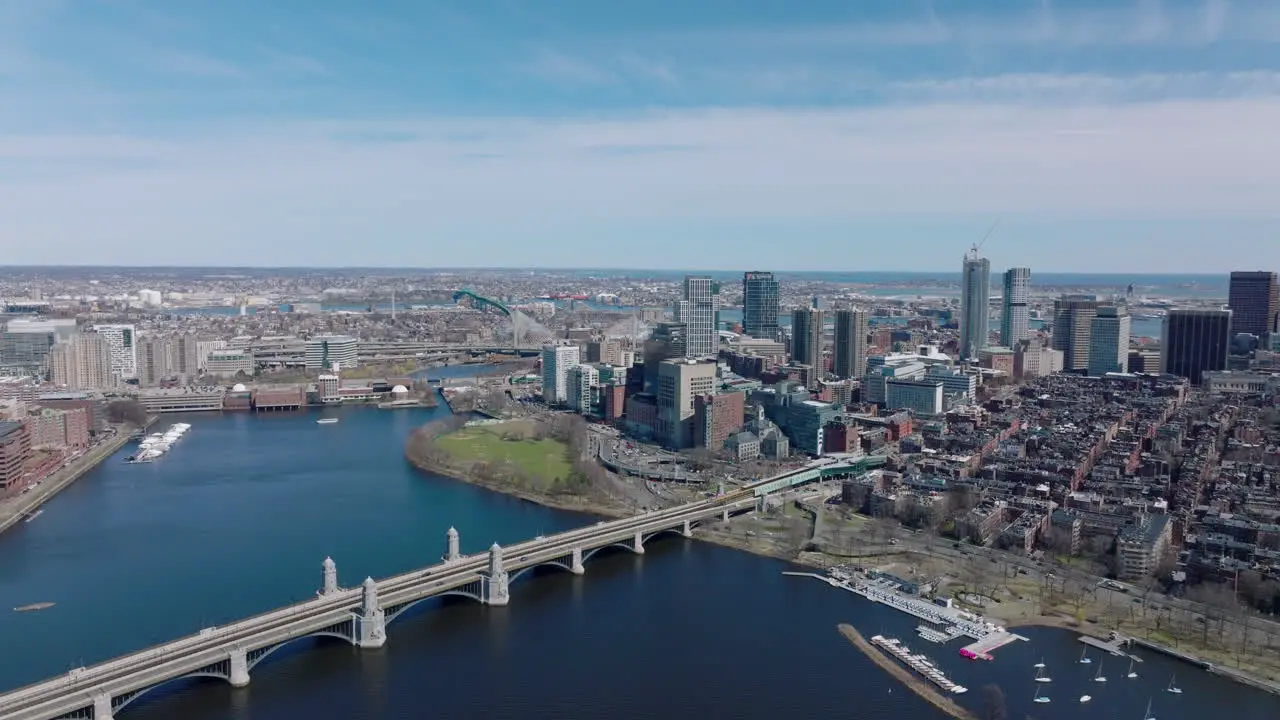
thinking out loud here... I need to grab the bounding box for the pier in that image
[871,635,968,694]
[1079,633,1145,663]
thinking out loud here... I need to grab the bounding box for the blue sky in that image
[3,0,1280,272]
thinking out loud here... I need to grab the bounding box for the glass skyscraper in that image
[1161,308,1231,384]
[679,275,719,358]
[959,249,991,361]
[1000,267,1030,347]
[742,271,779,339]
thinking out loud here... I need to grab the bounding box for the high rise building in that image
[832,309,868,379]
[1162,308,1232,384]
[1051,295,1100,371]
[959,247,991,360]
[1000,267,1031,347]
[91,324,138,379]
[742,271,780,340]
[790,307,824,376]
[655,358,717,449]
[136,334,176,387]
[1227,271,1279,338]
[679,275,719,358]
[565,364,598,414]
[49,332,115,390]
[304,335,359,371]
[0,318,77,378]
[540,342,580,405]
[1087,306,1131,376]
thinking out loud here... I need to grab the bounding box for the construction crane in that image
[967,220,1000,260]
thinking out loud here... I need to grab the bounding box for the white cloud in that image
[3,94,1280,265]
[522,50,615,86]
[889,70,1280,103]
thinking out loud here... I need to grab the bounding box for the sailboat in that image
[1034,665,1052,683]
[1127,658,1138,679]
[1143,698,1157,720]
[1080,693,1092,703]
[1094,660,1108,683]
[1033,685,1051,704]
[1080,647,1093,664]
[1166,673,1182,694]
[1033,657,1046,669]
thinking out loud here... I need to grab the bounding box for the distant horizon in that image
[0,265,1253,279]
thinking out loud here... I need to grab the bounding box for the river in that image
[0,389,1274,719]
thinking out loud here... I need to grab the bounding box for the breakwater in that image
[837,624,978,720]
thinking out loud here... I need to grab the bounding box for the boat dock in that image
[1079,633,1144,662]
[784,571,1027,660]
[871,635,968,694]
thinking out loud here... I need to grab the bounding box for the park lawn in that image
[433,425,574,490]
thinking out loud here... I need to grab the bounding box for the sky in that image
[3,0,1280,273]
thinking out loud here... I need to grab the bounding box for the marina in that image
[870,635,968,694]
[784,570,1027,660]
[125,423,192,463]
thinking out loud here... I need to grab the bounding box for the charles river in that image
[0,372,1275,719]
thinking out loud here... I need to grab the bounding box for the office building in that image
[693,391,746,451]
[304,335,359,371]
[566,364,599,414]
[742,271,780,340]
[643,321,687,393]
[1051,295,1100,371]
[540,342,580,405]
[90,324,138,380]
[1000,267,1031,347]
[1227,271,1279,338]
[833,309,868,380]
[1087,306,1131,376]
[656,358,717,449]
[1014,338,1064,379]
[959,247,991,360]
[1161,308,1231,384]
[678,275,719,358]
[885,378,945,416]
[0,318,77,378]
[791,307,824,378]
[205,350,255,378]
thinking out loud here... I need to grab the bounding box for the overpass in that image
[0,459,880,720]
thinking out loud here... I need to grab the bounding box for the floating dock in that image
[871,635,968,694]
[784,571,1027,660]
[1079,634,1143,663]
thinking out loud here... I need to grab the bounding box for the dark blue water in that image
[0,407,1273,719]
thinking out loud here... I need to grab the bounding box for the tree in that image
[106,399,148,427]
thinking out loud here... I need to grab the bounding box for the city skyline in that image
[4,1,1280,269]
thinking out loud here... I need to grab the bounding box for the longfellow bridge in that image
[0,457,883,720]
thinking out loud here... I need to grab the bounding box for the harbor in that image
[870,635,969,694]
[126,423,191,463]
[784,570,1027,660]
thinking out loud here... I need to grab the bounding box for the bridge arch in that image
[111,671,231,715]
[508,558,577,583]
[641,524,697,544]
[581,541,642,563]
[246,630,355,672]
[385,588,484,625]
[451,289,512,317]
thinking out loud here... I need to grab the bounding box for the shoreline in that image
[836,623,977,720]
[411,455,1280,697]
[0,430,133,536]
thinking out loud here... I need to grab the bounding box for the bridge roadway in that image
[0,457,878,720]
[0,492,764,720]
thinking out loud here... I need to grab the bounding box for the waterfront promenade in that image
[0,431,132,536]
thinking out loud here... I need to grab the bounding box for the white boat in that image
[1166,674,1182,694]
[1127,658,1138,679]
[317,418,339,425]
[1033,686,1050,704]
[1034,666,1051,683]
[1094,661,1107,683]
[1033,658,1045,669]
[1080,695,1092,703]
[1080,647,1092,664]
[1144,698,1157,720]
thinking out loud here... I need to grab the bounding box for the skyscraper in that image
[1000,267,1031,347]
[90,324,137,379]
[1227,271,1279,338]
[742,271,780,340]
[1161,308,1232,384]
[959,247,991,361]
[680,275,719,358]
[833,309,868,379]
[540,342,580,405]
[1087,306,1131,376]
[1051,295,1100,371]
[791,307,824,375]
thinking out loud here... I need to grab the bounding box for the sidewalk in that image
[0,430,132,535]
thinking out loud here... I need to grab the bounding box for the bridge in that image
[0,459,879,720]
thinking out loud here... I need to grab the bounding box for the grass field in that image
[433,423,574,491]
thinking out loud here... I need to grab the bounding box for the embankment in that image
[836,623,978,720]
[0,430,132,535]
